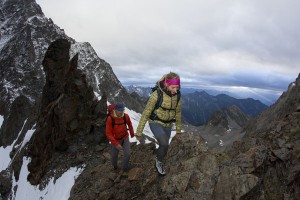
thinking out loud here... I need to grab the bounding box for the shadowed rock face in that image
[0,95,32,147]
[27,39,107,185]
[226,73,300,200]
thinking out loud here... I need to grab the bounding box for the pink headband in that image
[165,78,180,85]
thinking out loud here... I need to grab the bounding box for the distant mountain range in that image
[125,85,279,106]
[126,85,268,126]
[125,85,235,98]
[182,91,268,126]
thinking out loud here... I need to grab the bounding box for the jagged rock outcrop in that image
[226,73,300,200]
[196,105,249,150]
[26,39,107,185]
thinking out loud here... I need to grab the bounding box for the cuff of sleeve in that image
[112,141,118,147]
[135,133,142,137]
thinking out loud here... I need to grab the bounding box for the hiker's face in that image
[167,85,180,95]
[115,110,124,117]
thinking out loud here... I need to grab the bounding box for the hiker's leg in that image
[111,143,119,169]
[121,137,131,171]
[149,123,172,162]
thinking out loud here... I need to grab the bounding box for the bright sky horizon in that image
[36,0,299,97]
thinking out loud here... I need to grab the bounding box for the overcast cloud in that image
[36,0,299,96]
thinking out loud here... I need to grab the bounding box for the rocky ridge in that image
[68,134,256,200]
[226,73,300,199]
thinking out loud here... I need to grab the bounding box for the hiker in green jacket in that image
[135,72,182,176]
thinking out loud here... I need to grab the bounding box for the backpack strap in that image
[149,88,181,123]
[176,91,181,106]
[110,115,128,129]
[155,88,163,110]
[152,86,181,110]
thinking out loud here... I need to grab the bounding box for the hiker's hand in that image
[174,133,182,141]
[116,144,123,151]
[135,136,142,141]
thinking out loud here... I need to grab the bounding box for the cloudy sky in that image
[36,0,299,97]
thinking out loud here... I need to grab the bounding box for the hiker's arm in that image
[105,117,118,146]
[175,97,182,134]
[135,91,158,137]
[126,114,135,138]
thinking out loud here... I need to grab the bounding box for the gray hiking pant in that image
[111,137,131,170]
[149,123,172,162]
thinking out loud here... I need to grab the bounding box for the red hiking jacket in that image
[106,111,134,146]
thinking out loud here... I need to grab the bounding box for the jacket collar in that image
[112,110,124,118]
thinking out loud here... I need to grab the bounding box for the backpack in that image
[149,85,181,123]
[106,103,128,128]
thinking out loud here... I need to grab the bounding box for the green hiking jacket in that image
[136,84,182,137]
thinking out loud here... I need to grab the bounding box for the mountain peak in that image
[27,39,107,185]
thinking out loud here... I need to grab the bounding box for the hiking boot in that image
[155,158,166,176]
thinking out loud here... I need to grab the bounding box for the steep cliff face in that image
[226,73,300,199]
[0,0,67,111]
[26,39,108,186]
[0,0,68,147]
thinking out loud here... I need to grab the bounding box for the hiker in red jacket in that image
[106,103,134,171]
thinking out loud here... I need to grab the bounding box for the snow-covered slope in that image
[12,159,83,200]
